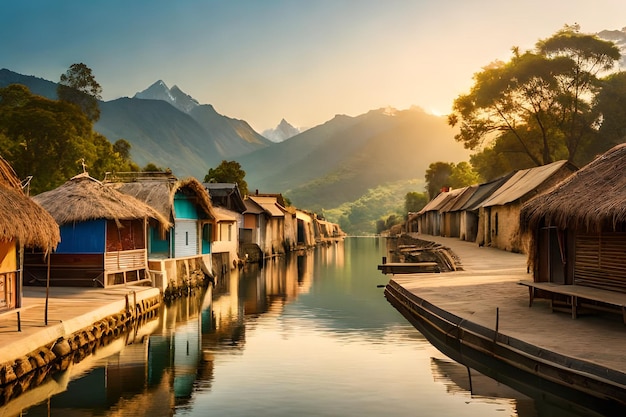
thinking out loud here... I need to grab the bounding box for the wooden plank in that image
[378,262,440,274]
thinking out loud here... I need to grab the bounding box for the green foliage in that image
[376,213,403,234]
[425,162,453,199]
[0,84,138,194]
[448,161,482,188]
[449,25,622,179]
[405,191,428,213]
[57,63,102,122]
[142,162,163,172]
[425,161,482,198]
[593,72,626,156]
[204,160,249,196]
[324,179,422,235]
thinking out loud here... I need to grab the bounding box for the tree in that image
[204,160,248,196]
[57,63,102,122]
[0,84,138,193]
[448,25,621,175]
[0,84,96,192]
[142,162,163,172]
[448,161,481,189]
[404,191,428,214]
[593,72,626,156]
[425,162,453,199]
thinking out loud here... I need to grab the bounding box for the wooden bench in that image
[0,305,37,332]
[518,281,626,324]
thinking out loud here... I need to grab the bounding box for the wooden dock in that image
[384,234,626,411]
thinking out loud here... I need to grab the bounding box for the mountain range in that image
[0,68,471,232]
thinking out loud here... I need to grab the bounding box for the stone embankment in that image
[0,286,161,406]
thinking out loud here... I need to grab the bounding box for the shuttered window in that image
[574,232,626,292]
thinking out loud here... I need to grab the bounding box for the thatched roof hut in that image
[521,144,626,234]
[33,172,170,229]
[110,176,216,221]
[0,157,59,249]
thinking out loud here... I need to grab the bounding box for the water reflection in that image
[7,238,610,416]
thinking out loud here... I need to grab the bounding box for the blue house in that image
[26,173,169,287]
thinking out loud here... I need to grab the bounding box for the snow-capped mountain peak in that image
[262,119,301,142]
[134,80,199,113]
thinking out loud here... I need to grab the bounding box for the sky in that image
[2,0,626,132]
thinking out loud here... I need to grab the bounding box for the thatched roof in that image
[111,177,216,221]
[0,157,60,249]
[521,143,626,233]
[33,172,171,228]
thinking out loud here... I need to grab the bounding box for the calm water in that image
[10,237,601,416]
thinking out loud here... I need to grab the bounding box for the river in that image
[12,237,599,416]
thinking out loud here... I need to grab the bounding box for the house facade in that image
[477,160,577,253]
[0,157,59,310]
[26,172,167,288]
[521,144,626,292]
[109,172,217,292]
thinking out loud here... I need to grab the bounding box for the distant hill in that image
[0,70,273,177]
[0,68,58,99]
[240,107,471,212]
[2,69,471,233]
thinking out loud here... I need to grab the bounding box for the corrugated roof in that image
[440,186,478,213]
[214,206,237,222]
[418,188,465,214]
[247,195,285,217]
[460,173,514,211]
[481,160,570,207]
[244,198,264,215]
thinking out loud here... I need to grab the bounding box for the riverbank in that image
[0,285,161,403]
[384,234,626,410]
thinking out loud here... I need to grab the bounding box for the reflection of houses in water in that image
[17,316,173,416]
[315,240,345,269]
[14,247,330,416]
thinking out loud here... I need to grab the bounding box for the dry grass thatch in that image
[521,143,626,233]
[0,157,60,249]
[110,176,216,221]
[33,172,171,229]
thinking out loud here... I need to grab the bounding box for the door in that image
[174,220,198,258]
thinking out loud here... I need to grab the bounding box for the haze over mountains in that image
[1,68,471,232]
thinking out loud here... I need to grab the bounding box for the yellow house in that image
[0,156,59,311]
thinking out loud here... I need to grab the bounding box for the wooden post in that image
[494,307,500,343]
[45,252,51,326]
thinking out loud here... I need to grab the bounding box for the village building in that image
[294,209,317,249]
[0,157,59,313]
[244,194,288,256]
[212,206,239,272]
[457,174,513,242]
[203,183,247,272]
[107,172,217,291]
[521,144,626,294]
[414,188,465,236]
[476,160,577,253]
[25,172,169,288]
[439,186,476,238]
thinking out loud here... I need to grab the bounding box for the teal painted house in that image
[108,172,217,291]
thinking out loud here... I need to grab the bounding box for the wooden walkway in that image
[388,234,626,376]
[0,285,160,361]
